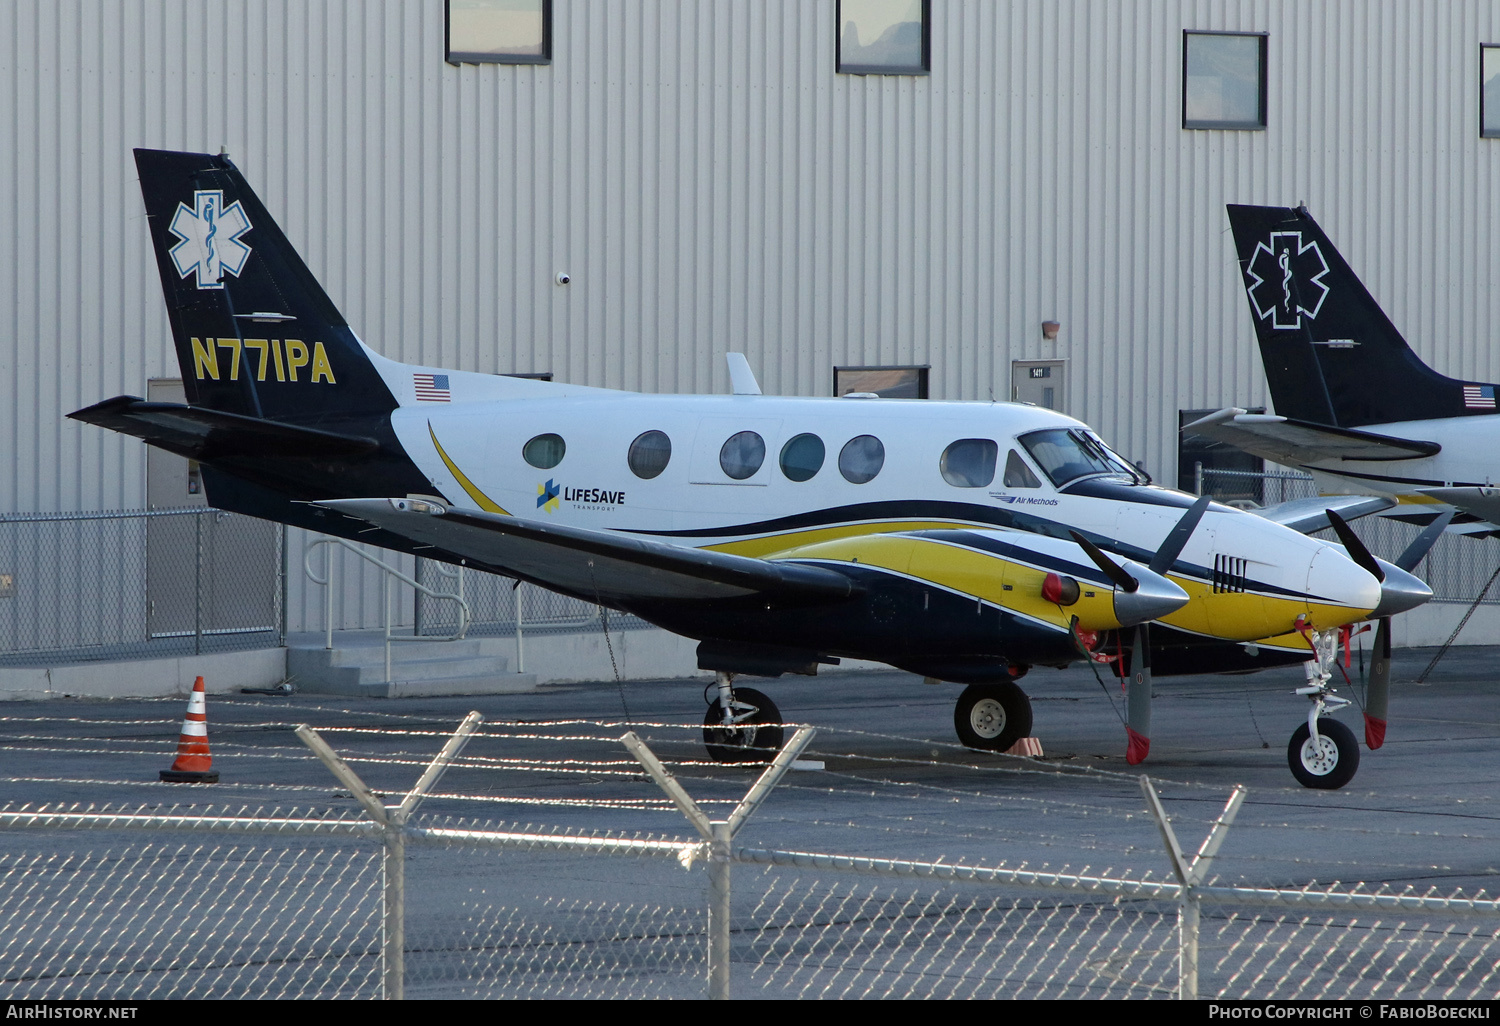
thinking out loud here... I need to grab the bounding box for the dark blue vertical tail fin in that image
[1226,205,1494,428]
[133,148,397,425]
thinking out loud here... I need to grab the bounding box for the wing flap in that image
[1184,408,1440,463]
[317,498,859,605]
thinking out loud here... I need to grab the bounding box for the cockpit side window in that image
[1002,449,1042,488]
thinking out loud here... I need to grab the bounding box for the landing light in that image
[1042,572,1080,605]
[391,498,446,515]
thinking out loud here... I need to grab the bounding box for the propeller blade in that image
[1395,511,1455,572]
[1126,623,1152,765]
[1069,530,1139,593]
[1364,616,1391,750]
[1149,494,1212,575]
[1326,509,1385,582]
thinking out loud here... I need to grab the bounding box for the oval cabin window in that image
[627,430,672,479]
[719,431,766,480]
[838,435,885,484]
[523,433,566,469]
[779,433,825,482]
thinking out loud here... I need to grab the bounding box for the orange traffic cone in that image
[160,676,219,783]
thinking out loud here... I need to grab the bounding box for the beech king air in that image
[71,152,1434,788]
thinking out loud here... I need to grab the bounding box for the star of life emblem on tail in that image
[167,190,252,290]
[1244,231,1330,330]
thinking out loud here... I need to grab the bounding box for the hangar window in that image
[839,435,886,484]
[1484,45,1500,139]
[719,431,766,480]
[627,430,672,480]
[940,439,998,488]
[447,0,551,65]
[780,433,826,482]
[1002,450,1042,489]
[523,432,565,469]
[834,365,929,398]
[1183,31,1267,130]
[837,0,930,75]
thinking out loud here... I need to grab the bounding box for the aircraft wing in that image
[1252,494,1396,534]
[1184,408,1441,464]
[316,498,860,605]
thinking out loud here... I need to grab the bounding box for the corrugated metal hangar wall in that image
[3,0,1498,518]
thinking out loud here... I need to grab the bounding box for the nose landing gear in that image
[1287,627,1361,789]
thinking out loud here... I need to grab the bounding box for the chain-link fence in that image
[4,803,1497,1001]
[3,716,1499,1002]
[1199,468,1500,605]
[0,509,284,665]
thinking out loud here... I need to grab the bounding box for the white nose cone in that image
[1306,545,1383,624]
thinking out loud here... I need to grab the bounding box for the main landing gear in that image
[953,681,1033,753]
[1287,627,1360,789]
[702,671,785,764]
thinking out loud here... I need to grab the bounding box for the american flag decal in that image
[1463,385,1495,409]
[414,373,451,402]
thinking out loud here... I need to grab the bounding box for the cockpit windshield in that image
[1019,428,1146,487]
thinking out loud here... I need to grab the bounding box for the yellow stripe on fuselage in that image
[1156,577,1371,641]
[705,520,974,558]
[771,533,1125,632]
[429,423,512,516]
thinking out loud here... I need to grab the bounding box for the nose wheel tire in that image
[703,686,784,764]
[953,682,1033,753]
[1287,719,1360,789]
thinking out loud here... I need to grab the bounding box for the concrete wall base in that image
[0,648,288,701]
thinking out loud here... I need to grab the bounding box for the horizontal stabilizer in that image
[1254,494,1396,534]
[68,395,379,460]
[316,497,860,605]
[1184,408,1440,464]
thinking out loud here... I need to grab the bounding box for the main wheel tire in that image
[1287,718,1360,789]
[953,682,1033,752]
[703,686,784,764]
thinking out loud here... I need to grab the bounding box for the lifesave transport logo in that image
[537,479,561,513]
[536,481,627,514]
[168,189,252,290]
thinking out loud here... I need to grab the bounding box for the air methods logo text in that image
[169,190,252,290]
[1245,231,1331,331]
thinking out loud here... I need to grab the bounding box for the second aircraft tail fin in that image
[1226,204,1493,428]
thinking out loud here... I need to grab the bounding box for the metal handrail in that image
[304,536,471,682]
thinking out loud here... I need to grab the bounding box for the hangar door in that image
[1011,361,1067,412]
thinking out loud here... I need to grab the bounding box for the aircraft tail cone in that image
[1125,726,1151,765]
[160,676,219,783]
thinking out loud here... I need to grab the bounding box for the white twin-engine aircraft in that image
[72,151,1435,789]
